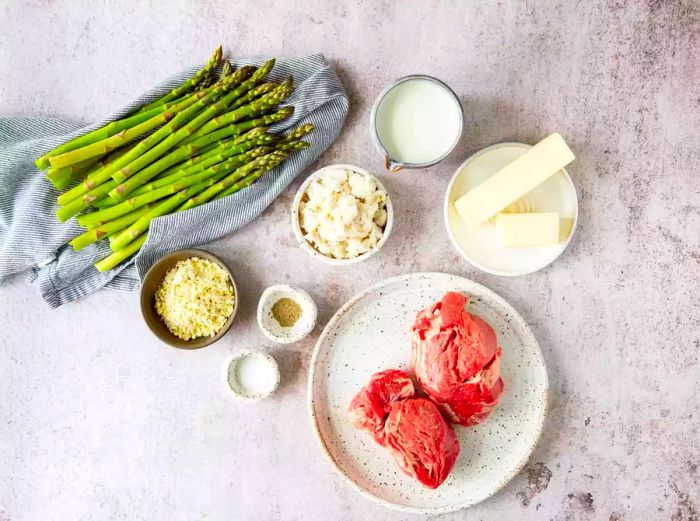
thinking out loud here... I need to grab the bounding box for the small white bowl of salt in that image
[223,350,280,401]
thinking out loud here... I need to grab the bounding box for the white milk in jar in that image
[374,77,462,166]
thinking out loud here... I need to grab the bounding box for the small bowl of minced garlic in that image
[140,249,238,349]
[257,285,317,344]
[291,164,393,265]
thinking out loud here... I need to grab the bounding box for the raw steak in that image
[348,370,459,488]
[411,291,504,426]
[347,369,414,446]
[384,397,460,489]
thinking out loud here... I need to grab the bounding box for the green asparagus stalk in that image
[276,140,311,153]
[111,152,286,250]
[228,82,277,111]
[107,125,272,202]
[46,157,100,190]
[107,137,223,201]
[89,197,117,210]
[108,64,262,187]
[56,144,137,206]
[55,68,253,220]
[50,65,253,171]
[130,143,275,197]
[154,127,267,180]
[176,107,294,150]
[76,150,261,228]
[109,172,232,251]
[137,46,223,113]
[279,123,315,143]
[178,151,288,211]
[185,79,293,140]
[178,59,278,146]
[56,179,121,222]
[215,169,267,200]
[68,205,152,250]
[215,141,309,200]
[47,92,208,169]
[36,97,195,171]
[95,233,147,272]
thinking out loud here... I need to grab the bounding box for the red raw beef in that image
[384,397,460,489]
[348,371,460,488]
[411,291,504,426]
[347,369,414,446]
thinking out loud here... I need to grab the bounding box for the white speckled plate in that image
[307,272,547,514]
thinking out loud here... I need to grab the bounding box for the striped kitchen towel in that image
[0,54,349,308]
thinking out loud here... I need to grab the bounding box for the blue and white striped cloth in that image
[0,54,349,307]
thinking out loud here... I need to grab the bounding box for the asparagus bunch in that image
[34,46,313,273]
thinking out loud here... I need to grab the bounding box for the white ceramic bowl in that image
[257,284,318,344]
[291,164,394,266]
[444,143,578,276]
[222,350,280,401]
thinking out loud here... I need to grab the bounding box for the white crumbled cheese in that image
[155,257,235,341]
[299,168,388,259]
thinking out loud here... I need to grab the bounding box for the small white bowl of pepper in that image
[257,284,317,344]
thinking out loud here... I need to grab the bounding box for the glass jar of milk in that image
[371,75,463,172]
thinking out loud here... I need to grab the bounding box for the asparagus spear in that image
[107,137,222,201]
[176,107,294,150]
[95,233,146,272]
[89,197,117,210]
[108,63,264,187]
[35,96,197,171]
[129,143,275,197]
[111,152,287,250]
[55,143,136,206]
[55,68,253,220]
[108,173,231,251]
[46,92,207,169]
[88,134,261,208]
[76,150,262,228]
[46,157,100,190]
[215,169,268,200]
[178,151,288,211]
[177,59,278,146]
[56,179,121,222]
[186,79,293,139]
[50,65,254,171]
[228,82,277,110]
[137,46,223,113]
[107,124,272,201]
[279,123,315,143]
[69,205,153,251]
[215,141,309,200]
[153,127,268,178]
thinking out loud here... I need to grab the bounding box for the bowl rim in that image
[369,74,464,171]
[291,164,394,266]
[443,142,579,277]
[139,248,238,349]
[221,349,280,401]
[256,284,318,344]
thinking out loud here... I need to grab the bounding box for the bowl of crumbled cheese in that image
[292,164,393,265]
[140,249,238,349]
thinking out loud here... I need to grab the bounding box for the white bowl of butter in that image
[444,137,578,276]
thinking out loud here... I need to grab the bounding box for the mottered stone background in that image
[0,1,698,520]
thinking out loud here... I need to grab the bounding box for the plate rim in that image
[306,271,549,514]
[443,142,579,276]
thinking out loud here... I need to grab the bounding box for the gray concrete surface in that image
[1,1,698,520]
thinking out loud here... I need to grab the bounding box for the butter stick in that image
[496,212,560,247]
[455,134,575,227]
